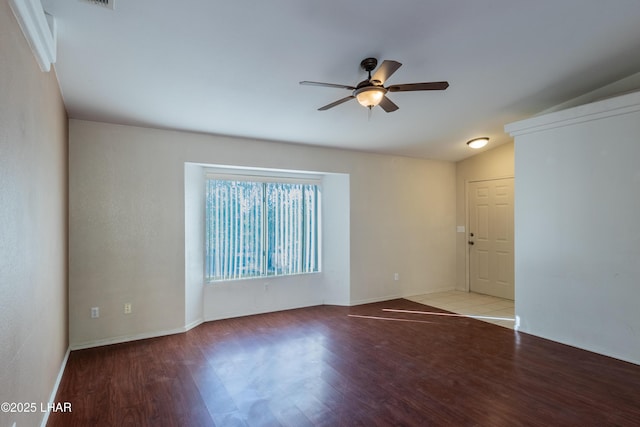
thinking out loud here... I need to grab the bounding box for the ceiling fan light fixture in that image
[466,137,489,149]
[355,86,386,108]
[300,58,449,112]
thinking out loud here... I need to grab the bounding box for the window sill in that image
[205,271,322,286]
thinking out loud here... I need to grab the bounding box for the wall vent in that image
[80,0,114,10]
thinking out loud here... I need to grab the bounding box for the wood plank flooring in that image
[48,299,640,426]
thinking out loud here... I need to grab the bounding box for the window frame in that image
[204,170,322,283]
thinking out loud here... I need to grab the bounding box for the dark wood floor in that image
[48,299,640,426]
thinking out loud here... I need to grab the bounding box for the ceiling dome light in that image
[466,137,489,149]
[354,86,387,108]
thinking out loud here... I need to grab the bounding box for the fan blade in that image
[300,81,356,90]
[318,96,355,111]
[378,96,399,113]
[387,81,449,92]
[371,60,402,85]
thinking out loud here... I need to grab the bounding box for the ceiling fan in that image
[300,57,449,112]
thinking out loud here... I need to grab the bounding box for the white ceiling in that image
[41,0,640,161]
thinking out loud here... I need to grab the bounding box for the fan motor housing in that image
[360,57,378,72]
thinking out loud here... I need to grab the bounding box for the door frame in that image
[464,175,514,293]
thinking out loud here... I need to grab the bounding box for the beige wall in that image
[69,119,457,348]
[455,142,514,290]
[0,2,69,427]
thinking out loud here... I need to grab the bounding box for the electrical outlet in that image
[264,282,269,291]
[394,273,400,281]
[124,303,132,314]
[91,307,99,318]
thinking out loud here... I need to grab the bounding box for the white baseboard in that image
[71,304,330,349]
[68,288,457,351]
[402,286,456,299]
[185,318,203,332]
[40,347,70,427]
[68,289,454,351]
[70,326,192,350]
[349,287,457,306]
[349,293,402,306]
[203,301,322,322]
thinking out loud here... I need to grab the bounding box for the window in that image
[205,176,321,281]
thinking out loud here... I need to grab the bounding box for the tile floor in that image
[406,290,515,329]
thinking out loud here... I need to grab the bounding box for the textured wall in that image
[508,91,640,364]
[0,2,69,426]
[69,119,456,347]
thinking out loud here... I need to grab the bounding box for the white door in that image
[468,178,514,300]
